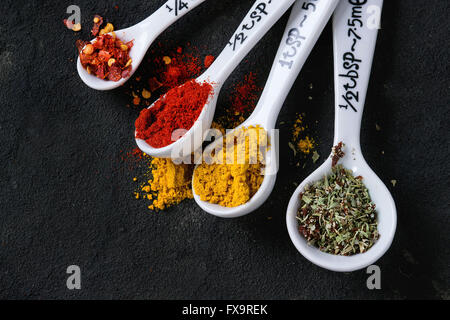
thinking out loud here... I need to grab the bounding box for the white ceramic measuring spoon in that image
[77,0,206,90]
[193,0,339,218]
[136,0,296,158]
[286,0,397,272]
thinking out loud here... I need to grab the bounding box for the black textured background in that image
[0,0,449,299]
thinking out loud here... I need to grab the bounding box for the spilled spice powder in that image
[123,43,264,212]
[128,150,194,211]
[298,136,315,155]
[229,72,261,114]
[153,45,202,89]
[290,113,316,157]
[138,157,194,210]
[127,43,207,108]
[213,71,262,130]
[204,55,215,68]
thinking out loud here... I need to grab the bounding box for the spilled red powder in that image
[204,55,215,68]
[135,79,214,148]
[154,48,202,89]
[229,72,261,114]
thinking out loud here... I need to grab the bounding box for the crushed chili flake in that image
[91,15,104,36]
[331,141,345,167]
[78,34,133,81]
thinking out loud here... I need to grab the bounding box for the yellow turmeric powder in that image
[298,136,315,154]
[193,125,267,207]
[291,113,315,156]
[137,157,193,210]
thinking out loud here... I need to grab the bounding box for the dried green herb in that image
[312,151,320,163]
[296,164,379,256]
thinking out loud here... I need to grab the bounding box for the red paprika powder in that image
[204,55,215,68]
[229,72,261,114]
[135,79,214,148]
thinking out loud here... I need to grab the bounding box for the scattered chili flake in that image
[133,96,141,105]
[331,141,345,167]
[99,23,114,36]
[91,15,104,36]
[79,34,133,81]
[204,55,215,68]
[72,23,81,32]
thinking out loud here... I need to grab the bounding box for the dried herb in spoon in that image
[297,150,379,255]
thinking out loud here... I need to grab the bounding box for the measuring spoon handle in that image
[138,0,206,34]
[252,0,339,128]
[333,0,383,148]
[200,0,296,85]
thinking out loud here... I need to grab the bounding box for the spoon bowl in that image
[286,147,397,272]
[136,86,219,158]
[193,120,278,218]
[77,0,207,90]
[77,27,152,91]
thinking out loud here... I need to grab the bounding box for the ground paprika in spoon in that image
[135,79,214,148]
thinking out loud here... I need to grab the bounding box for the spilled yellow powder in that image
[292,113,306,140]
[136,157,193,210]
[193,125,267,207]
[291,113,315,156]
[298,136,315,154]
[211,121,226,136]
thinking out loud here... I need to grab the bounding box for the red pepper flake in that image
[133,96,141,105]
[79,34,133,82]
[135,79,213,148]
[91,15,104,36]
[204,55,215,68]
[75,40,89,54]
[331,142,345,167]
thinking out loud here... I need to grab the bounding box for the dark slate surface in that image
[0,0,448,299]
